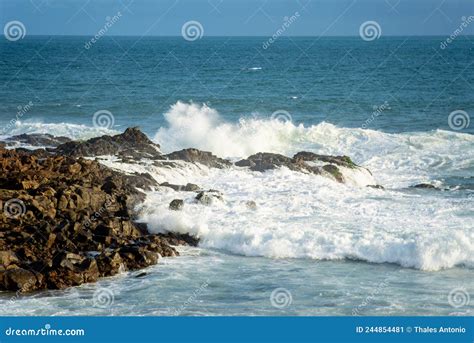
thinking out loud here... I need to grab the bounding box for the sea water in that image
[0,36,472,315]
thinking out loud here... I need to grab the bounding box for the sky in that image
[0,0,473,36]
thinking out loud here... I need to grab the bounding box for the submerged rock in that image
[195,190,223,205]
[160,182,201,192]
[412,183,437,189]
[169,199,184,211]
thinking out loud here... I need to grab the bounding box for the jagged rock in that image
[54,127,162,160]
[235,152,300,172]
[4,133,71,148]
[0,146,197,292]
[196,190,223,205]
[169,199,184,211]
[160,182,201,192]
[0,250,19,267]
[292,151,358,169]
[2,268,39,292]
[236,151,372,184]
[165,148,231,168]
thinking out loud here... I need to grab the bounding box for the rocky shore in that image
[1,127,374,293]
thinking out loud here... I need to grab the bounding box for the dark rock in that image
[196,190,223,205]
[235,152,297,172]
[412,183,437,189]
[2,268,38,292]
[160,182,201,192]
[236,151,370,184]
[135,272,147,278]
[169,199,184,211]
[164,148,231,168]
[4,133,71,148]
[293,151,358,169]
[54,127,162,160]
[367,185,385,189]
[0,145,197,292]
[245,200,257,210]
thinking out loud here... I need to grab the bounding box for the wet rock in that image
[293,151,358,169]
[245,200,257,210]
[236,151,372,185]
[4,133,71,148]
[2,268,38,292]
[160,182,201,192]
[235,152,298,172]
[165,148,231,168]
[367,185,385,189]
[412,183,437,189]
[0,146,197,292]
[196,190,223,205]
[54,127,162,160]
[322,164,344,183]
[169,199,184,211]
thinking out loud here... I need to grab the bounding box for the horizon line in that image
[17,34,474,38]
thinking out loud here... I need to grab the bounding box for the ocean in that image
[0,36,472,316]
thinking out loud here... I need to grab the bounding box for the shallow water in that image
[1,247,472,316]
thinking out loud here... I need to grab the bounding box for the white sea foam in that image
[2,102,473,271]
[1,120,119,141]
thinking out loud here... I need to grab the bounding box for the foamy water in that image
[1,102,473,316]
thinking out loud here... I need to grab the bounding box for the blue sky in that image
[1,0,473,36]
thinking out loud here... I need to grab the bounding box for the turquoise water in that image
[0,36,473,316]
